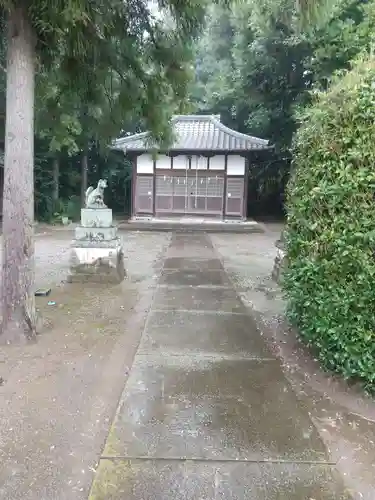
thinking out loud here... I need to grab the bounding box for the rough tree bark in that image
[1,8,37,343]
[52,157,59,203]
[80,147,88,207]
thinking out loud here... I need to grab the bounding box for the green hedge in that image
[284,56,375,391]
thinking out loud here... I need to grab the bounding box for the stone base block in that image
[81,208,113,228]
[75,226,118,242]
[272,248,287,284]
[67,241,125,284]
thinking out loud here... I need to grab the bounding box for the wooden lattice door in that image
[135,175,153,214]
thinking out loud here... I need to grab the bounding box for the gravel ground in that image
[211,228,375,500]
[1,225,375,499]
[0,230,171,500]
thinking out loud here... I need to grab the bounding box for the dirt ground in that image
[0,230,171,500]
[211,226,375,500]
[0,225,374,500]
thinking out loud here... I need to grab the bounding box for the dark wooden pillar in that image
[130,153,138,219]
[223,154,228,219]
[152,156,156,216]
[243,154,250,220]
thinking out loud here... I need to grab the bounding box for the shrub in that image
[66,196,81,221]
[284,55,375,391]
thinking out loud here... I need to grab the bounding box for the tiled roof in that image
[112,115,270,152]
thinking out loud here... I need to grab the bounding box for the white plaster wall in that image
[209,155,225,170]
[191,155,208,170]
[173,155,189,169]
[136,154,153,174]
[155,154,171,169]
[227,155,245,176]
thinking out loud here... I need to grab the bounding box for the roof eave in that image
[113,146,273,154]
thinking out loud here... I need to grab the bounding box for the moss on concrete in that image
[88,459,132,500]
[102,421,123,457]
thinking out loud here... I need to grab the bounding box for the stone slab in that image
[89,460,350,500]
[67,273,126,284]
[81,208,113,228]
[152,286,247,313]
[119,219,265,233]
[166,247,217,259]
[159,269,230,287]
[75,226,118,242]
[171,232,214,248]
[67,243,125,284]
[138,310,271,358]
[163,257,223,271]
[103,357,327,461]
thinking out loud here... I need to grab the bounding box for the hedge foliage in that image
[284,56,375,391]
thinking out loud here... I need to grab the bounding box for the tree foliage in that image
[306,0,375,89]
[295,0,344,25]
[187,0,375,217]
[0,0,224,342]
[191,0,375,150]
[185,0,375,388]
[284,55,375,390]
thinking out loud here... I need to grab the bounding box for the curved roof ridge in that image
[172,114,220,121]
[112,114,271,151]
[210,116,269,146]
[114,131,149,145]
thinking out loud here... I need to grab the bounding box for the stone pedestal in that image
[271,231,287,284]
[67,208,125,284]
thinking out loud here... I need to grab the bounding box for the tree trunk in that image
[80,147,88,207]
[1,8,37,343]
[52,157,59,203]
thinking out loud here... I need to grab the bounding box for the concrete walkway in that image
[89,232,350,499]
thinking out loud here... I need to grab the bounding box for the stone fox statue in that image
[85,179,108,208]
